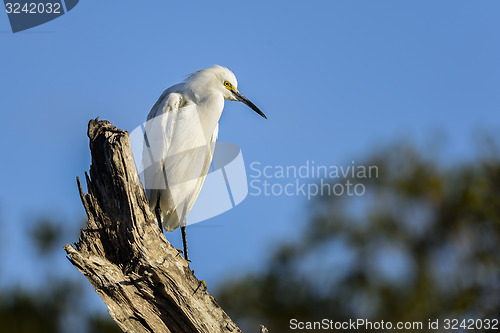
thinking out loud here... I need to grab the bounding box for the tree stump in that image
[64,119,242,333]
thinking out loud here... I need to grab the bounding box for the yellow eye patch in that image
[224,81,236,91]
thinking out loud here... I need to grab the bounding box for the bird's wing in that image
[142,90,183,213]
[143,88,221,231]
[159,106,219,230]
[184,123,219,215]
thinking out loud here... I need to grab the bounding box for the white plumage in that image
[142,65,266,259]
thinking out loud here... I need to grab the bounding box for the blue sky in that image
[0,0,499,313]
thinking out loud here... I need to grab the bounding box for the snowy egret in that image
[143,65,266,261]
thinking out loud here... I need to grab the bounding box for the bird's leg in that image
[154,201,164,235]
[181,225,189,261]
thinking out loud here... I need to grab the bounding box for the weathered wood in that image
[64,118,242,333]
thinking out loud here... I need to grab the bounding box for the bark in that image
[64,119,242,333]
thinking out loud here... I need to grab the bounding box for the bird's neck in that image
[195,92,224,141]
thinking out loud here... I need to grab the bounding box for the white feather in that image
[143,66,233,231]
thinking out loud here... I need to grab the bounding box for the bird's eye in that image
[224,81,231,87]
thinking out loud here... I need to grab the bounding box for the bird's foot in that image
[176,249,191,262]
[200,280,207,289]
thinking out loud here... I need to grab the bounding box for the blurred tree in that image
[2,139,499,333]
[0,215,121,333]
[217,142,500,332]
[0,290,59,333]
[87,316,123,333]
[29,218,64,255]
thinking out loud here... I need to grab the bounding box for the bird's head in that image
[190,65,267,119]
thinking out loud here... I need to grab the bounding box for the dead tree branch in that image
[64,119,242,333]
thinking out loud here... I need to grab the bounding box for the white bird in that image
[142,65,266,261]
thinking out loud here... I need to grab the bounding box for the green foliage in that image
[0,286,122,333]
[87,316,122,333]
[0,215,120,333]
[0,291,60,333]
[217,143,500,332]
[29,219,64,255]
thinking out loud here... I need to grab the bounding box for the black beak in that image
[231,89,267,119]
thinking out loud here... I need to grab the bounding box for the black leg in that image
[181,226,188,261]
[155,201,164,234]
